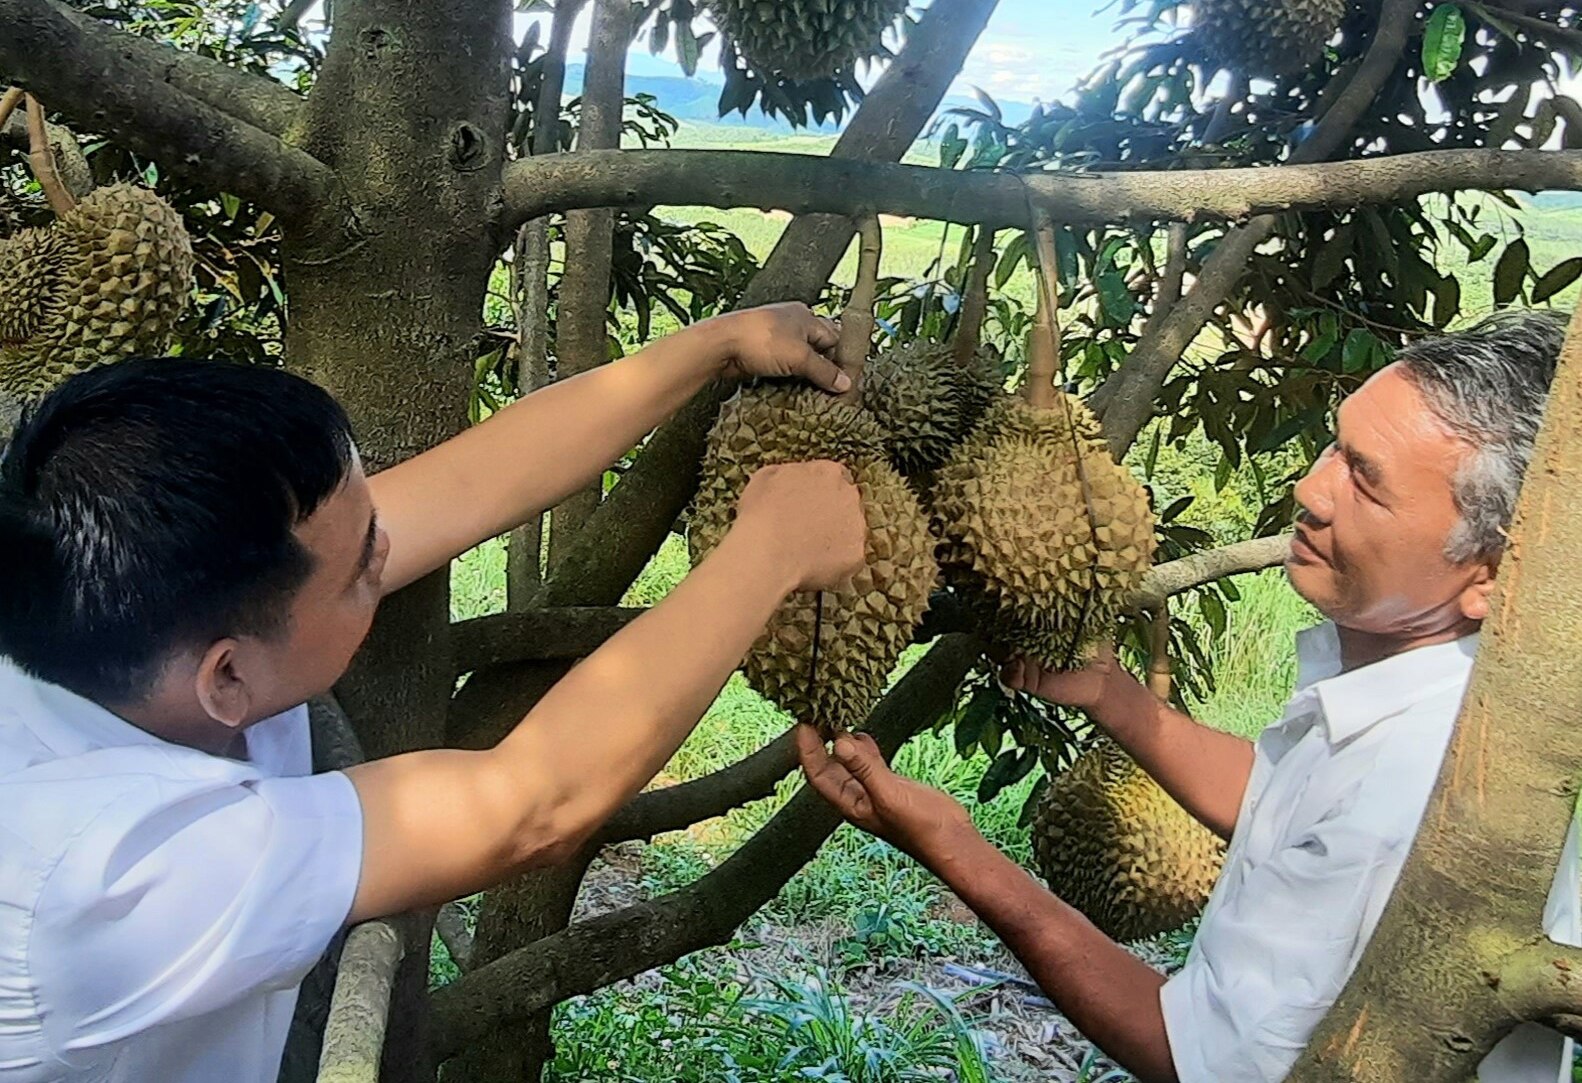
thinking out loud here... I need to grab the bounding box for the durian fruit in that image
[688,385,938,732]
[706,0,910,81]
[0,182,194,400]
[931,215,1154,667]
[932,393,1155,668]
[861,341,1002,475]
[1031,735,1225,941]
[1191,0,1348,78]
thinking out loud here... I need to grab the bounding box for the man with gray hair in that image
[798,310,1576,1082]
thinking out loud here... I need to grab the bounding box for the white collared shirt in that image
[0,658,364,1083]
[1161,623,1579,1083]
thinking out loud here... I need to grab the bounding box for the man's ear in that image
[194,638,252,729]
[1458,554,1501,623]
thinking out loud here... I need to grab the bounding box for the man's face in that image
[225,460,391,724]
[1287,364,1496,639]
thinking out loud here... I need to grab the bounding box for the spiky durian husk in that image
[706,0,911,81]
[1192,0,1348,78]
[689,386,939,733]
[0,183,194,400]
[931,396,1154,667]
[1031,735,1225,942]
[861,341,1003,475]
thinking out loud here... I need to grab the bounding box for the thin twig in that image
[954,223,997,364]
[836,213,883,403]
[25,94,75,215]
[0,87,22,134]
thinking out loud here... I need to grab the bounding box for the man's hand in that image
[795,724,975,862]
[715,303,849,393]
[734,461,867,592]
[1001,644,1140,714]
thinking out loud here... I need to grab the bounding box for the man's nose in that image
[1294,456,1335,525]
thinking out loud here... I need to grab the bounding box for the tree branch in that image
[1129,534,1292,610]
[315,921,404,1083]
[451,607,644,675]
[1094,0,1420,456]
[434,902,475,973]
[428,635,982,1061]
[504,145,1582,232]
[599,726,800,844]
[0,0,336,224]
[50,0,302,136]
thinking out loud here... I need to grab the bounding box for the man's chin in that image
[1283,558,1330,611]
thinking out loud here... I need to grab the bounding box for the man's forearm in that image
[345,519,799,921]
[1092,678,1254,840]
[492,519,797,848]
[918,825,1178,1083]
[369,317,734,593]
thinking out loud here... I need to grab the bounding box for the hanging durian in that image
[688,218,938,734]
[1191,0,1347,78]
[0,93,193,402]
[861,226,1004,476]
[930,216,1154,668]
[1030,733,1225,941]
[706,0,910,81]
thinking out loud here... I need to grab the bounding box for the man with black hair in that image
[800,310,1579,1082]
[0,302,868,1083]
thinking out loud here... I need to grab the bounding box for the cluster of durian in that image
[0,183,194,400]
[706,0,910,81]
[1031,734,1226,941]
[861,340,1002,476]
[688,386,938,734]
[1191,0,1348,78]
[931,394,1155,669]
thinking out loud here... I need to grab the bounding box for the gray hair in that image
[1396,309,1566,563]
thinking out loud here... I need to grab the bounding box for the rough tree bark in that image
[1285,306,1582,1081]
[506,0,589,606]
[545,0,633,572]
[283,4,514,1080]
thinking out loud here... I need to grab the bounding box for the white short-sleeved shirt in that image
[0,657,365,1083]
[1161,623,1579,1083]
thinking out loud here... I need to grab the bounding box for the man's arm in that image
[797,728,1178,1082]
[369,304,846,593]
[1003,652,1253,839]
[344,461,865,922]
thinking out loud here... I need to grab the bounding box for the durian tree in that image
[8,0,1582,1080]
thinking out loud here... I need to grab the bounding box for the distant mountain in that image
[562,62,1037,135]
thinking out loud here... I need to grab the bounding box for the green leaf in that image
[953,685,999,756]
[1096,271,1135,326]
[1431,274,1462,328]
[938,123,968,170]
[1533,257,1582,303]
[1494,238,1531,305]
[1311,223,1353,289]
[1470,233,1498,262]
[675,19,701,76]
[1144,427,1162,480]
[977,748,1037,803]
[1422,4,1467,84]
[1342,328,1374,374]
[995,233,1032,289]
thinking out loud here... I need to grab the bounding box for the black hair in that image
[0,357,356,704]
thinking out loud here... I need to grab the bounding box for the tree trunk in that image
[507,0,589,605]
[281,2,513,1078]
[545,0,631,571]
[1287,306,1582,1080]
[442,855,595,1082]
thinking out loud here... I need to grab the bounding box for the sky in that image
[530,0,1128,110]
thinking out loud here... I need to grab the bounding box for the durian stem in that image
[25,94,75,216]
[835,213,882,404]
[1147,605,1173,701]
[953,223,996,366]
[0,87,21,135]
[1023,213,1061,409]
